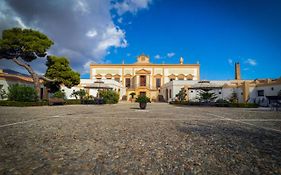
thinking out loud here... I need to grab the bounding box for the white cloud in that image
[154,54,161,59]
[86,29,97,38]
[0,0,152,75]
[83,60,95,74]
[245,58,257,66]
[13,16,28,28]
[117,17,123,23]
[167,52,175,58]
[228,58,233,65]
[73,0,90,14]
[113,0,152,15]
[95,25,127,53]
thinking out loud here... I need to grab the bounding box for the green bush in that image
[71,89,86,99]
[0,100,48,107]
[65,99,81,105]
[136,96,151,103]
[8,84,38,102]
[52,90,66,99]
[170,101,258,108]
[230,103,258,108]
[99,90,119,104]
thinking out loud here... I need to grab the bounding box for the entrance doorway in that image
[140,92,146,97]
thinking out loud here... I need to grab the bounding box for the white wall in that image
[62,79,126,100]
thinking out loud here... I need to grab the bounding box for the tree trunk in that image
[11,58,49,99]
[31,72,41,98]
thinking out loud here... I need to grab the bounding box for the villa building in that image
[160,63,281,105]
[62,55,280,106]
[83,54,200,101]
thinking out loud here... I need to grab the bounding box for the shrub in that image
[136,96,151,103]
[99,90,119,104]
[71,89,86,100]
[0,89,7,99]
[176,88,187,102]
[65,99,81,105]
[197,90,217,102]
[230,103,258,108]
[52,90,66,99]
[8,84,38,102]
[216,98,229,104]
[0,101,48,107]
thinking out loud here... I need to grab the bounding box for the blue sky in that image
[106,0,281,80]
[1,0,281,80]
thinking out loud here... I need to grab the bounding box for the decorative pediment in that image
[105,73,112,78]
[124,74,132,77]
[135,69,151,74]
[177,74,185,80]
[95,74,102,78]
[154,74,162,78]
[114,74,121,78]
[186,74,194,80]
[168,74,176,79]
[135,54,150,64]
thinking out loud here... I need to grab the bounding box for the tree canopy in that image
[45,55,80,92]
[0,28,80,97]
[0,28,53,61]
[198,90,218,103]
[176,88,187,102]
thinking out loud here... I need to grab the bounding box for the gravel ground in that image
[0,103,281,174]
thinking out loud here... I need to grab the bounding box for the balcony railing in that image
[125,83,160,90]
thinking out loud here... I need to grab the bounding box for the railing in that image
[126,83,160,90]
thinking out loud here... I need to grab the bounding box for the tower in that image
[235,62,241,80]
[180,57,184,64]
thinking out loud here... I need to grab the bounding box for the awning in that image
[83,81,112,89]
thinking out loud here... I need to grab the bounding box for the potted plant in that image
[136,95,151,109]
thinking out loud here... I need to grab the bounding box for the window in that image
[125,78,131,88]
[170,78,175,82]
[219,92,221,94]
[114,77,120,82]
[156,78,161,88]
[271,87,274,91]
[97,77,102,80]
[191,90,193,93]
[106,77,111,80]
[258,90,264,96]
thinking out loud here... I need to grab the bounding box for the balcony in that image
[126,83,159,91]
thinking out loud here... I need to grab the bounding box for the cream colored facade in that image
[90,54,200,101]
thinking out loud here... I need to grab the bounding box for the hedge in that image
[170,101,259,108]
[65,99,105,105]
[8,84,38,102]
[0,101,48,107]
[65,99,81,105]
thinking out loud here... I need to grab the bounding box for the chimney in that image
[235,62,241,80]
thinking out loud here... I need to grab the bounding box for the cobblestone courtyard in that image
[0,103,281,174]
